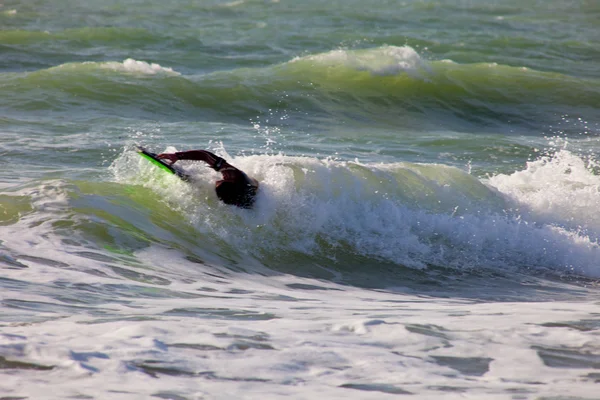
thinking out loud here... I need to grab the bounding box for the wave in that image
[2,46,599,130]
[289,45,431,78]
[3,148,600,286]
[100,59,180,76]
[94,147,600,279]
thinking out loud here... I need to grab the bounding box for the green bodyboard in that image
[136,146,191,181]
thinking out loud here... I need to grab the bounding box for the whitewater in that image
[1,0,600,399]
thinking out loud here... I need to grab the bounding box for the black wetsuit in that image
[169,150,258,208]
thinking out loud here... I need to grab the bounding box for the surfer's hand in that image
[157,153,178,164]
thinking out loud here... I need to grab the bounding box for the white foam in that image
[102,58,180,76]
[111,148,600,277]
[2,154,600,400]
[0,274,598,399]
[488,150,600,239]
[221,0,245,7]
[290,45,432,78]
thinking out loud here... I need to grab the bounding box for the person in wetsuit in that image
[157,150,259,209]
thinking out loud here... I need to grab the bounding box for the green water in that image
[1,0,599,274]
[0,0,598,268]
[2,2,600,399]
[2,1,598,162]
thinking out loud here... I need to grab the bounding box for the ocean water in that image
[1,0,600,398]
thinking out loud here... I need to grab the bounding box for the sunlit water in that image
[1,1,600,398]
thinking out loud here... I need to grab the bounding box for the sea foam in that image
[290,45,432,78]
[111,147,600,278]
[488,149,600,241]
[101,58,180,76]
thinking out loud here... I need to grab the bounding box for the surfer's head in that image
[215,181,256,209]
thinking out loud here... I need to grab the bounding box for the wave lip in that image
[488,150,600,241]
[100,58,181,76]
[289,45,432,78]
[11,58,182,77]
[2,45,598,129]
[107,148,600,280]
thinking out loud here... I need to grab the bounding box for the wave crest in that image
[290,45,432,77]
[107,148,600,278]
[101,58,180,76]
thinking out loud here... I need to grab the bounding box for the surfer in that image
[157,150,258,209]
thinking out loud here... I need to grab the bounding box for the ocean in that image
[1,0,600,398]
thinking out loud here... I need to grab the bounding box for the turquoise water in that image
[1,1,600,399]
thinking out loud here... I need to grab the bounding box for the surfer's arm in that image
[157,150,226,171]
[157,150,253,184]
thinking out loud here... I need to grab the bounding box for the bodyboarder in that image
[157,150,258,209]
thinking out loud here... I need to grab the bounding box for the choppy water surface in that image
[1,1,600,399]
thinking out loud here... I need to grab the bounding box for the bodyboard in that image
[136,146,191,181]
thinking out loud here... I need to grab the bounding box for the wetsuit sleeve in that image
[174,150,226,171]
[174,150,247,183]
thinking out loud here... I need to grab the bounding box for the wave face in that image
[8,147,600,296]
[99,147,600,280]
[2,46,599,134]
[2,2,600,399]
